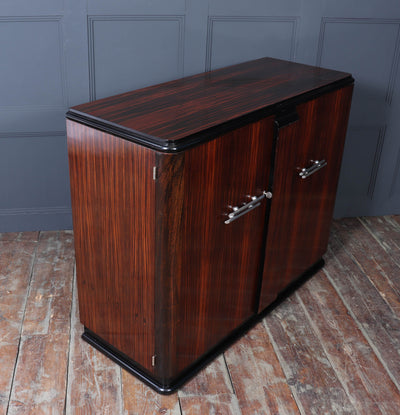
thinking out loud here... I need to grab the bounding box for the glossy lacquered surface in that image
[66,56,354,392]
[258,85,354,311]
[67,120,156,373]
[67,57,352,151]
[156,117,275,382]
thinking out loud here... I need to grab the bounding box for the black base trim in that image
[81,258,325,394]
[82,329,171,392]
[263,258,325,313]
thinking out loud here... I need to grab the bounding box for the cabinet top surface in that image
[67,57,352,151]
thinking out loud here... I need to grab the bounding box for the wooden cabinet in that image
[66,57,353,393]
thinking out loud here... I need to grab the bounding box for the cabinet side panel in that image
[67,120,156,372]
[259,85,353,311]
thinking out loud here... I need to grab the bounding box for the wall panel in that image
[87,0,185,15]
[317,18,400,215]
[0,17,66,109]
[0,134,71,231]
[88,15,185,100]
[0,1,399,231]
[206,16,298,71]
[317,18,400,122]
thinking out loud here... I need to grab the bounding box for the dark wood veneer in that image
[67,57,354,393]
[67,57,352,151]
[67,120,157,373]
[258,85,354,310]
[156,117,275,382]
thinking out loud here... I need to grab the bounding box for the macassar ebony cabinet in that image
[66,57,353,393]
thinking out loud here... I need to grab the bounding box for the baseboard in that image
[0,206,72,232]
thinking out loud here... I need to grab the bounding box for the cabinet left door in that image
[156,116,275,381]
[67,120,157,374]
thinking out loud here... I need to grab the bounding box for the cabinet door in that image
[258,85,353,311]
[156,116,274,380]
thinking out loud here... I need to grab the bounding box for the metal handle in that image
[225,191,272,224]
[299,160,327,179]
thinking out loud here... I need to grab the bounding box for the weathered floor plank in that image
[360,216,400,267]
[0,237,37,415]
[7,231,75,415]
[22,231,75,337]
[332,218,400,314]
[65,272,124,415]
[297,270,400,414]
[325,227,400,389]
[1,217,400,414]
[224,322,299,415]
[264,295,357,415]
[390,215,400,228]
[0,232,39,242]
[179,355,241,414]
[121,370,181,415]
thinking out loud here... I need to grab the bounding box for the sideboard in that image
[66,57,353,393]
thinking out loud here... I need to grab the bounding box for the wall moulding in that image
[0,131,66,139]
[317,17,400,105]
[87,15,185,101]
[0,15,68,110]
[205,15,299,71]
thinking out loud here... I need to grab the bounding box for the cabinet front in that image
[259,85,353,311]
[158,116,275,378]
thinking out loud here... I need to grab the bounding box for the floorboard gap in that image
[6,235,39,414]
[222,353,237,395]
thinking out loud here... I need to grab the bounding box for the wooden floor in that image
[1,216,400,414]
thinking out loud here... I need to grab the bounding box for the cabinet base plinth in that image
[81,329,173,393]
[82,258,325,394]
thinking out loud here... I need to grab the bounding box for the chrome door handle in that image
[299,160,327,179]
[225,191,272,224]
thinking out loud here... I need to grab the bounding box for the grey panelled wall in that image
[0,0,399,231]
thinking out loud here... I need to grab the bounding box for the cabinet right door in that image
[258,85,353,311]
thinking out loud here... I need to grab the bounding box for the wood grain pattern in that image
[0,237,37,413]
[265,295,357,414]
[155,152,185,384]
[121,370,180,415]
[0,232,39,242]
[69,57,352,145]
[391,215,400,228]
[22,232,74,337]
[157,117,275,380]
[67,56,354,389]
[224,322,299,415]
[298,271,400,414]
[179,356,241,414]
[359,216,400,270]
[67,120,156,373]
[1,218,400,412]
[259,85,353,310]
[326,220,400,386]
[332,218,400,315]
[7,231,74,415]
[65,274,123,415]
